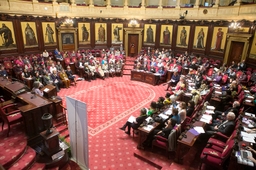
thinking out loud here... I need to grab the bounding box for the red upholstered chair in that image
[64,57,71,66]
[0,104,23,137]
[207,130,236,152]
[240,74,251,86]
[151,125,181,158]
[221,74,229,85]
[206,68,214,77]
[236,71,243,79]
[199,139,234,170]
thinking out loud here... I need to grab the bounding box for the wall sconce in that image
[180,10,188,20]
[63,18,74,27]
[229,21,243,32]
[129,19,138,27]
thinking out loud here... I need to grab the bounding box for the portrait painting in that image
[95,23,107,44]
[160,25,173,46]
[193,26,208,49]
[0,21,17,50]
[211,27,228,52]
[21,22,38,47]
[78,22,90,44]
[144,24,156,44]
[112,23,123,44]
[42,22,57,46]
[249,31,256,59]
[176,26,190,48]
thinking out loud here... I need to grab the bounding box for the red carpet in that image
[57,76,201,170]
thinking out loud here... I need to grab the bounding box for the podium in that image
[42,84,57,99]
[40,129,61,156]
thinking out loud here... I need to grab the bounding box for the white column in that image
[107,0,111,7]
[124,0,128,7]
[234,0,242,6]
[52,0,57,4]
[71,0,75,5]
[158,0,163,8]
[89,0,94,7]
[176,0,180,8]
[194,0,200,8]
[141,0,145,8]
[213,0,220,7]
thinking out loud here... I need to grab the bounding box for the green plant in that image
[59,136,71,157]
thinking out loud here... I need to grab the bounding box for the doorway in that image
[228,41,244,66]
[128,34,139,57]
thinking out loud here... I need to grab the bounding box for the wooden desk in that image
[137,123,160,149]
[131,70,160,86]
[4,81,27,95]
[166,70,174,82]
[17,92,52,138]
[175,120,205,163]
[42,84,57,99]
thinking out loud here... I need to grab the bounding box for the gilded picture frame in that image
[95,23,107,44]
[0,21,17,50]
[21,22,38,48]
[176,26,190,48]
[249,31,256,59]
[193,26,208,49]
[144,24,156,44]
[42,22,57,46]
[211,27,228,52]
[160,25,173,46]
[78,22,90,44]
[112,23,123,44]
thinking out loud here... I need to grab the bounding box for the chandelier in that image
[229,21,242,32]
[129,19,138,27]
[63,18,74,27]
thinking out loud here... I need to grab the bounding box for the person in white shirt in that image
[49,63,57,74]
[42,50,49,58]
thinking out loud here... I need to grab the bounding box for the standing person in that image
[196,28,205,48]
[163,27,170,45]
[45,24,54,44]
[214,28,224,51]
[130,43,135,57]
[25,23,37,46]
[98,24,105,42]
[113,25,122,42]
[180,27,187,46]
[0,23,14,47]
[146,26,154,43]
[82,24,89,42]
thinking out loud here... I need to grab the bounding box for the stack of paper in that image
[185,93,193,96]
[194,126,205,134]
[245,99,252,103]
[247,96,254,99]
[206,106,215,110]
[215,91,222,94]
[165,109,172,116]
[127,115,136,123]
[143,125,154,131]
[241,131,256,143]
[158,113,169,120]
[205,110,215,115]
[44,88,49,92]
[245,112,255,117]
[200,114,212,124]
[244,90,250,93]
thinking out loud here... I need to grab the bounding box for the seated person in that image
[108,61,116,77]
[143,118,177,147]
[194,72,203,89]
[51,70,62,92]
[171,108,181,124]
[156,97,165,111]
[119,108,148,135]
[115,60,123,75]
[55,52,63,61]
[164,71,180,91]
[0,65,7,77]
[178,102,187,123]
[84,63,93,82]
[163,92,172,106]
[147,101,158,116]
[33,72,43,87]
[59,69,71,88]
[186,100,195,117]
[56,61,63,72]
[49,63,57,74]
[213,71,223,84]
[42,72,52,85]
[199,112,236,142]
[32,81,43,97]
[191,89,202,105]
[95,61,105,80]
[213,101,240,121]
[66,66,76,84]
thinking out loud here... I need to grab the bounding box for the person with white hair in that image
[199,112,236,142]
